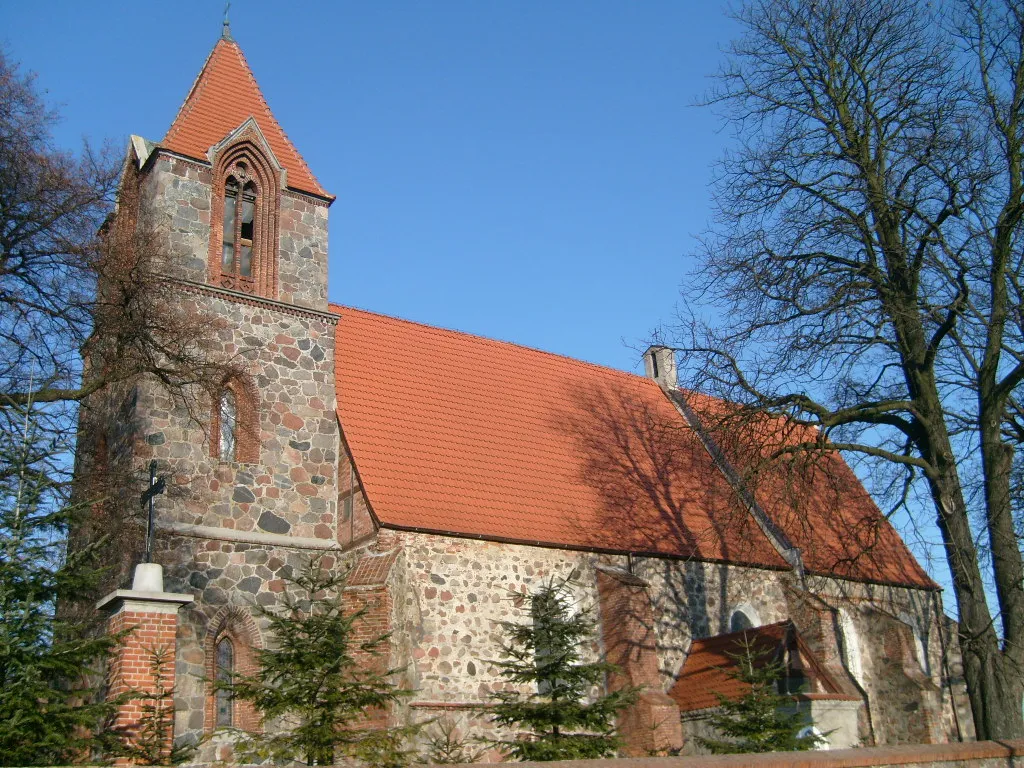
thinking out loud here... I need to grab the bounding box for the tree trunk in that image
[891,291,1023,739]
[975,402,1024,739]
[926,432,1024,739]
[925,450,1019,741]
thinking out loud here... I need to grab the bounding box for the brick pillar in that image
[342,547,401,730]
[596,566,683,756]
[97,564,194,765]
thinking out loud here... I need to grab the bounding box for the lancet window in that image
[208,139,280,298]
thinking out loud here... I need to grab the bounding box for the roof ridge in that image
[330,302,654,384]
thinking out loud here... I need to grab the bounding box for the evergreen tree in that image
[218,554,417,766]
[0,412,121,765]
[697,635,823,754]
[122,646,194,765]
[419,717,487,765]
[487,580,636,761]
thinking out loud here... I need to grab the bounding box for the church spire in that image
[161,33,331,200]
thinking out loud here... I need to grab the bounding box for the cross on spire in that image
[222,1,233,41]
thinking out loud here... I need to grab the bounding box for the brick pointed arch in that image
[210,372,260,464]
[208,129,281,298]
[204,605,262,733]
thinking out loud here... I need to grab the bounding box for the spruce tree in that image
[697,635,823,754]
[0,412,121,764]
[218,554,417,766]
[122,647,194,765]
[420,717,487,765]
[487,579,635,761]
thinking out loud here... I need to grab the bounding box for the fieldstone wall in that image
[128,288,340,748]
[84,137,342,753]
[74,379,149,596]
[633,557,793,692]
[394,531,806,714]
[278,191,330,311]
[376,528,966,755]
[155,534,352,749]
[131,291,339,541]
[144,518,964,756]
[141,153,213,284]
[141,149,330,311]
[388,531,791,750]
[397,531,602,708]
[794,575,970,746]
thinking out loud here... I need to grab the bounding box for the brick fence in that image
[119,738,1024,767]
[474,739,1024,768]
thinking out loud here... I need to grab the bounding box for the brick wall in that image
[596,567,683,756]
[342,585,394,730]
[106,607,179,762]
[493,739,1024,767]
[337,435,376,548]
[176,738,1024,767]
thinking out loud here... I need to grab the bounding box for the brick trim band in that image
[172,279,339,323]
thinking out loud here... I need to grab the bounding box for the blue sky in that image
[1,2,959,599]
[2,1,738,374]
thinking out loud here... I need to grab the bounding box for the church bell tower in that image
[89,25,343,750]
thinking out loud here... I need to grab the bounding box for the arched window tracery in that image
[208,138,280,298]
[221,176,258,282]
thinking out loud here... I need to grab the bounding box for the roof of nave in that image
[329,304,936,590]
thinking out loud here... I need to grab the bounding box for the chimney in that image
[643,345,677,389]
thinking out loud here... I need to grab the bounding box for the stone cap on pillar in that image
[96,563,194,615]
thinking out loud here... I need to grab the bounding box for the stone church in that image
[82,27,974,759]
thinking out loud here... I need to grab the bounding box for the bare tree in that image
[673,0,1024,739]
[0,51,229,758]
[0,50,223,455]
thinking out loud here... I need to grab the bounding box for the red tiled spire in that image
[162,36,330,200]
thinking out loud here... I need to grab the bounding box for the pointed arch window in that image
[208,139,280,298]
[221,173,258,283]
[205,608,261,734]
[219,389,237,461]
[211,376,259,464]
[214,636,234,727]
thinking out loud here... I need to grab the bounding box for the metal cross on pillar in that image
[140,459,166,564]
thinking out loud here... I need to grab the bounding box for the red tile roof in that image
[331,305,935,588]
[669,621,855,712]
[162,37,330,200]
[675,394,938,589]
